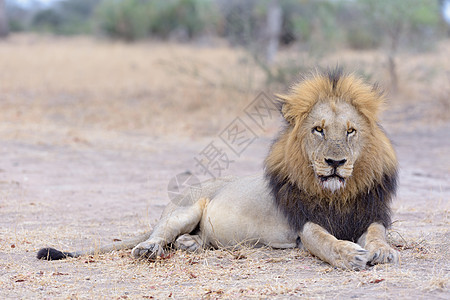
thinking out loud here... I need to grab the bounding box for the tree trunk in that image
[0,0,9,38]
[387,23,401,94]
[265,0,282,64]
[388,54,398,94]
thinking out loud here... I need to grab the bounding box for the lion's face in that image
[303,100,366,192]
[267,70,397,200]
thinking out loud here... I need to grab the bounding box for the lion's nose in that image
[325,158,347,168]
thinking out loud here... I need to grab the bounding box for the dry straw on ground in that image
[0,35,449,299]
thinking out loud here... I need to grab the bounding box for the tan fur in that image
[300,222,370,270]
[266,71,397,203]
[39,70,399,270]
[358,223,399,264]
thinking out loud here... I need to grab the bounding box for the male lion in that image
[38,69,399,269]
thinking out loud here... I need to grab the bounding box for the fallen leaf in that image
[160,253,174,260]
[369,278,385,284]
[204,290,224,296]
[232,252,246,260]
[84,260,95,263]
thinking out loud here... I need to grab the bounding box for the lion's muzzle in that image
[319,175,346,192]
[324,158,347,168]
[315,158,353,192]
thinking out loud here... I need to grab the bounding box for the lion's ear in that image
[275,93,295,124]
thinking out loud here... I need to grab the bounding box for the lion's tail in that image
[37,232,152,260]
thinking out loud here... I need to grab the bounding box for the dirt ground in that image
[0,35,449,299]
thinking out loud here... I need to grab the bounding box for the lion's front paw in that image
[332,240,370,270]
[131,242,164,260]
[365,240,399,265]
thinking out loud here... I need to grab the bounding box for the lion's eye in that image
[313,126,323,134]
[347,128,356,135]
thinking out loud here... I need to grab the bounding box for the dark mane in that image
[266,70,398,242]
[327,66,344,91]
[265,169,398,242]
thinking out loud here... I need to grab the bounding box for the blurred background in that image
[0,0,448,139]
[0,3,449,297]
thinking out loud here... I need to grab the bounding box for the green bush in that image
[95,0,152,40]
[95,0,216,41]
[151,0,216,39]
[280,0,343,51]
[359,0,442,51]
[8,19,25,32]
[32,9,62,31]
[31,0,100,35]
[346,27,381,50]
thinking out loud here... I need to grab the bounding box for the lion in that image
[38,68,399,270]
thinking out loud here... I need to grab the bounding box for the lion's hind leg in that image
[174,234,203,252]
[131,197,209,259]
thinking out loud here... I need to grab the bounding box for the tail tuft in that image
[37,248,73,260]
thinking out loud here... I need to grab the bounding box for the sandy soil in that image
[0,35,449,299]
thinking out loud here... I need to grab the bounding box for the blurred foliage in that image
[94,0,152,40]
[31,0,101,35]
[218,0,343,52]
[355,0,442,92]
[95,0,217,41]
[345,26,382,50]
[5,0,445,47]
[358,0,442,51]
[281,0,343,50]
[259,57,311,88]
[4,0,447,91]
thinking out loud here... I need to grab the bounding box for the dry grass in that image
[1,35,448,140]
[0,34,449,299]
[0,34,262,140]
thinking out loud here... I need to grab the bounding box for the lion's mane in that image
[265,68,398,242]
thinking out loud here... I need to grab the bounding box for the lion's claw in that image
[365,241,399,265]
[131,242,164,260]
[370,252,378,262]
[333,240,370,270]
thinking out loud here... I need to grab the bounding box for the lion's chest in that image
[271,179,393,242]
[302,202,376,242]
